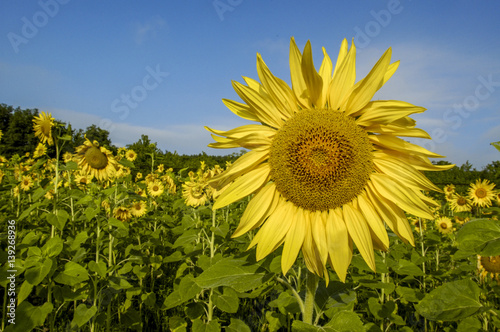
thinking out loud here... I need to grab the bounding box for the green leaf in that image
[109,276,133,290]
[491,141,500,153]
[391,259,424,276]
[268,291,302,315]
[213,287,239,313]
[266,311,285,332]
[88,260,107,278]
[324,311,365,332]
[226,318,252,332]
[141,292,156,308]
[17,280,34,305]
[31,187,47,202]
[415,279,483,321]
[185,302,205,320]
[195,257,270,292]
[108,217,128,230]
[84,206,99,221]
[69,231,89,251]
[163,274,202,310]
[168,316,187,332]
[70,304,97,328]
[192,318,220,332]
[9,301,53,332]
[150,255,162,270]
[395,286,424,303]
[292,321,337,331]
[119,158,135,168]
[54,261,89,286]
[25,257,52,285]
[457,316,483,332]
[19,202,41,221]
[41,236,63,258]
[456,219,500,256]
[46,210,69,232]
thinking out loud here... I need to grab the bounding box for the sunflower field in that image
[2,39,500,332]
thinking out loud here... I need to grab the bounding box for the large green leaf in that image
[46,210,69,232]
[192,318,220,332]
[25,257,52,285]
[41,236,63,258]
[195,257,270,292]
[54,261,89,286]
[415,279,483,321]
[5,301,53,332]
[456,219,500,256]
[324,311,365,332]
[70,304,97,328]
[163,274,202,310]
[212,287,239,313]
[226,318,252,332]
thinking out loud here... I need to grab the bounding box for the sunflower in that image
[182,181,208,207]
[206,38,452,281]
[478,255,500,283]
[435,217,454,234]
[125,149,137,161]
[20,175,33,191]
[63,152,74,163]
[33,143,47,159]
[468,179,496,208]
[157,164,165,173]
[0,170,4,183]
[135,172,143,181]
[74,173,93,189]
[148,180,164,197]
[74,138,118,181]
[162,174,177,194]
[130,201,148,217]
[443,184,455,195]
[454,215,469,225]
[33,112,55,145]
[113,206,131,222]
[449,193,472,213]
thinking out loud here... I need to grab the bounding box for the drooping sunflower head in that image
[435,217,454,234]
[468,179,496,208]
[33,112,54,146]
[478,255,500,283]
[182,181,208,207]
[75,138,118,181]
[113,206,131,222]
[206,37,453,281]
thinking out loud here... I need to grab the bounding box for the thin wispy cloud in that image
[133,16,167,45]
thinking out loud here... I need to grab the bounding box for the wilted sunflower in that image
[33,112,55,145]
[468,179,496,207]
[74,138,118,181]
[33,143,47,158]
[435,217,454,234]
[478,255,500,283]
[454,215,469,225]
[449,193,472,213]
[206,37,452,281]
[113,206,131,222]
[20,175,33,191]
[125,149,137,161]
[148,180,164,197]
[130,201,147,217]
[182,181,208,207]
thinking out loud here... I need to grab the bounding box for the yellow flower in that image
[20,175,33,191]
[478,255,500,283]
[33,112,54,145]
[113,206,131,222]
[435,217,453,234]
[135,172,143,181]
[157,164,165,173]
[74,138,118,181]
[147,180,164,197]
[33,143,47,159]
[74,172,93,188]
[468,179,496,208]
[443,184,455,195]
[206,38,452,281]
[0,170,4,183]
[125,149,137,161]
[44,189,54,200]
[130,201,147,217]
[182,181,208,207]
[454,215,469,225]
[63,152,74,163]
[449,193,472,213]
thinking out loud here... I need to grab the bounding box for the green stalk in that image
[303,271,318,325]
[418,218,428,332]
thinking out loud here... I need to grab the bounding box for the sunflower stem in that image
[303,271,318,325]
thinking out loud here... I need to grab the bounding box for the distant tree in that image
[126,134,163,174]
[0,106,38,157]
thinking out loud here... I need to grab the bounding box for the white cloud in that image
[133,16,167,45]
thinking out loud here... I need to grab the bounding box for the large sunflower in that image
[468,179,496,208]
[33,112,55,145]
[74,138,118,181]
[206,38,452,281]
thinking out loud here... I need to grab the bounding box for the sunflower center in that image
[440,223,448,229]
[475,188,487,198]
[41,120,52,136]
[269,109,373,211]
[191,185,205,199]
[457,197,467,206]
[84,146,109,169]
[480,255,500,273]
[152,185,159,192]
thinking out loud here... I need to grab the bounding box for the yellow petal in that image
[343,202,376,272]
[345,48,392,115]
[370,134,445,158]
[333,39,348,75]
[213,164,270,210]
[289,37,311,109]
[318,47,333,108]
[383,61,399,85]
[302,211,324,276]
[311,211,328,266]
[232,182,279,238]
[355,100,426,127]
[370,173,434,219]
[329,42,356,111]
[253,200,293,260]
[281,204,306,275]
[301,40,323,107]
[325,208,352,282]
[222,99,260,122]
[257,54,298,119]
[356,193,389,250]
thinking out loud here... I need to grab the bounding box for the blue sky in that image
[1,1,499,168]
